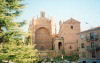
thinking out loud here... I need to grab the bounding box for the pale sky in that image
[15,0,100,32]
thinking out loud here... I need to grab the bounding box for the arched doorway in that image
[58,42,62,50]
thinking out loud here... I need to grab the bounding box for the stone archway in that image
[35,27,51,50]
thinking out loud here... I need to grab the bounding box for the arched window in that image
[70,25,73,29]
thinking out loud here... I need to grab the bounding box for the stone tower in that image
[59,18,80,55]
[29,11,52,50]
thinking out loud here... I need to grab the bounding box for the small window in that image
[92,51,96,58]
[61,37,63,38]
[70,25,73,29]
[69,45,72,49]
[90,32,95,40]
[81,43,85,48]
[61,37,64,40]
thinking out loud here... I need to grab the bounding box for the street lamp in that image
[61,55,64,63]
[61,55,64,60]
[51,58,53,63]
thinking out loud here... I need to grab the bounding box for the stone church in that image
[29,11,80,56]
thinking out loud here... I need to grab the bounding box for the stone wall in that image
[59,18,80,55]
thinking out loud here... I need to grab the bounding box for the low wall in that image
[38,50,57,58]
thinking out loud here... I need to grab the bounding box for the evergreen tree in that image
[0,0,40,63]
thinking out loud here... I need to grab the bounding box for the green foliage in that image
[0,0,24,29]
[64,54,79,61]
[0,0,25,44]
[0,0,41,63]
[25,32,32,45]
[0,43,39,63]
[0,20,40,63]
[52,54,79,62]
[53,56,62,62]
[1,26,24,43]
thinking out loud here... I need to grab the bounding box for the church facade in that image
[59,18,80,55]
[29,12,80,56]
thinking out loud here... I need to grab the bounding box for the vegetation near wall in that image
[52,54,79,62]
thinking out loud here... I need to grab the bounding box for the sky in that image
[16,0,100,32]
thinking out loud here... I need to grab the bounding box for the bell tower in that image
[40,11,45,17]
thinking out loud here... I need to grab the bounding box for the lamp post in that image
[51,58,53,63]
[61,55,64,63]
